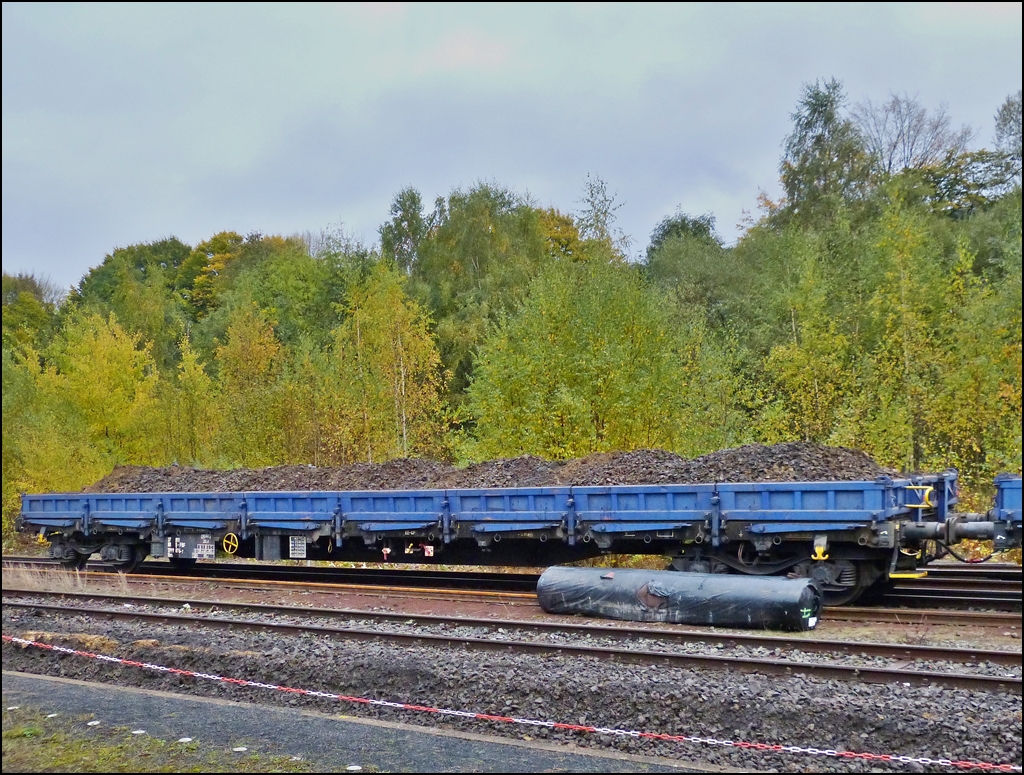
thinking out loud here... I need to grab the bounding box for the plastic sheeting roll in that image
[536,567,822,631]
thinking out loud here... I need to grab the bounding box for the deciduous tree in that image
[994,89,1022,185]
[780,79,871,225]
[41,310,162,464]
[330,263,447,462]
[467,259,745,460]
[214,305,284,466]
[853,93,973,177]
[380,187,427,273]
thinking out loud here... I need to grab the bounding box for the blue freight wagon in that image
[17,471,1022,605]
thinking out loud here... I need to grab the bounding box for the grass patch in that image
[2,703,313,773]
[1,564,133,597]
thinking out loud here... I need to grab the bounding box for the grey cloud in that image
[3,5,1020,286]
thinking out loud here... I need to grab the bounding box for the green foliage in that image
[538,208,584,261]
[2,292,53,352]
[674,322,753,455]
[758,240,855,444]
[2,272,62,306]
[43,310,162,464]
[67,239,191,370]
[718,225,829,358]
[328,263,448,462]
[644,227,740,329]
[175,231,245,315]
[921,149,1018,217]
[73,237,190,304]
[741,182,1022,481]
[214,305,285,467]
[162,336,221,465]
[780,78,872,226]
[923,228,1022,488]
[194,236,347,355]
[2,327,127,545]
[2,272,60,352]
[646,211,720,259]
[467,259,748,460]
[410,182,551,404]
[110,263,188,370]
[857,198,942,468]
[380,186,427,272]
[2,347,33,545]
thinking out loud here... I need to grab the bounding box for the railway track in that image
[7,555,1022,584]
[4,570,1021,629]
[876,588,1021,611]
[923,564,1024,582]
[3,588,1020,694]
[6,560,1022,631]
[824,606,1021,628]
[3,556,541,592]
[5,555,1021,611]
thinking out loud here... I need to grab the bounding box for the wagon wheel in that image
[104,544,143,574]
[59,553,90,571]
[791,559,866,606]
[855,574,895,605]
[820,584,865,607]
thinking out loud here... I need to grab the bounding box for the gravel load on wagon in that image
[84,458,456,494]
[431,455,562,489]
[559,442,898,486]
[83,442,898,494]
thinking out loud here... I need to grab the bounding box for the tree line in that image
[3,82,1021,543]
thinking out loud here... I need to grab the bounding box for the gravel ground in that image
[3,607,1020,773]
[83,442,898,494]
[5,594,1020,680]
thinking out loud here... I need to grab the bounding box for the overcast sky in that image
[3,3,1022,289]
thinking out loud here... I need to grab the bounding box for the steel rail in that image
[149,562,543,592]
[921,564,1022,581]
[3,599,1019,695]
[3,562,538,604]
[8,555,1022,585]
[892,580,1022,594]
[9,556,1022,589]
[4,587,1020,667]
[3,557,543,592]
[825,606,1022,628]
[877,591,1021,612]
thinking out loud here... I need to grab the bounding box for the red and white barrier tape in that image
[3,634,1020,772]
